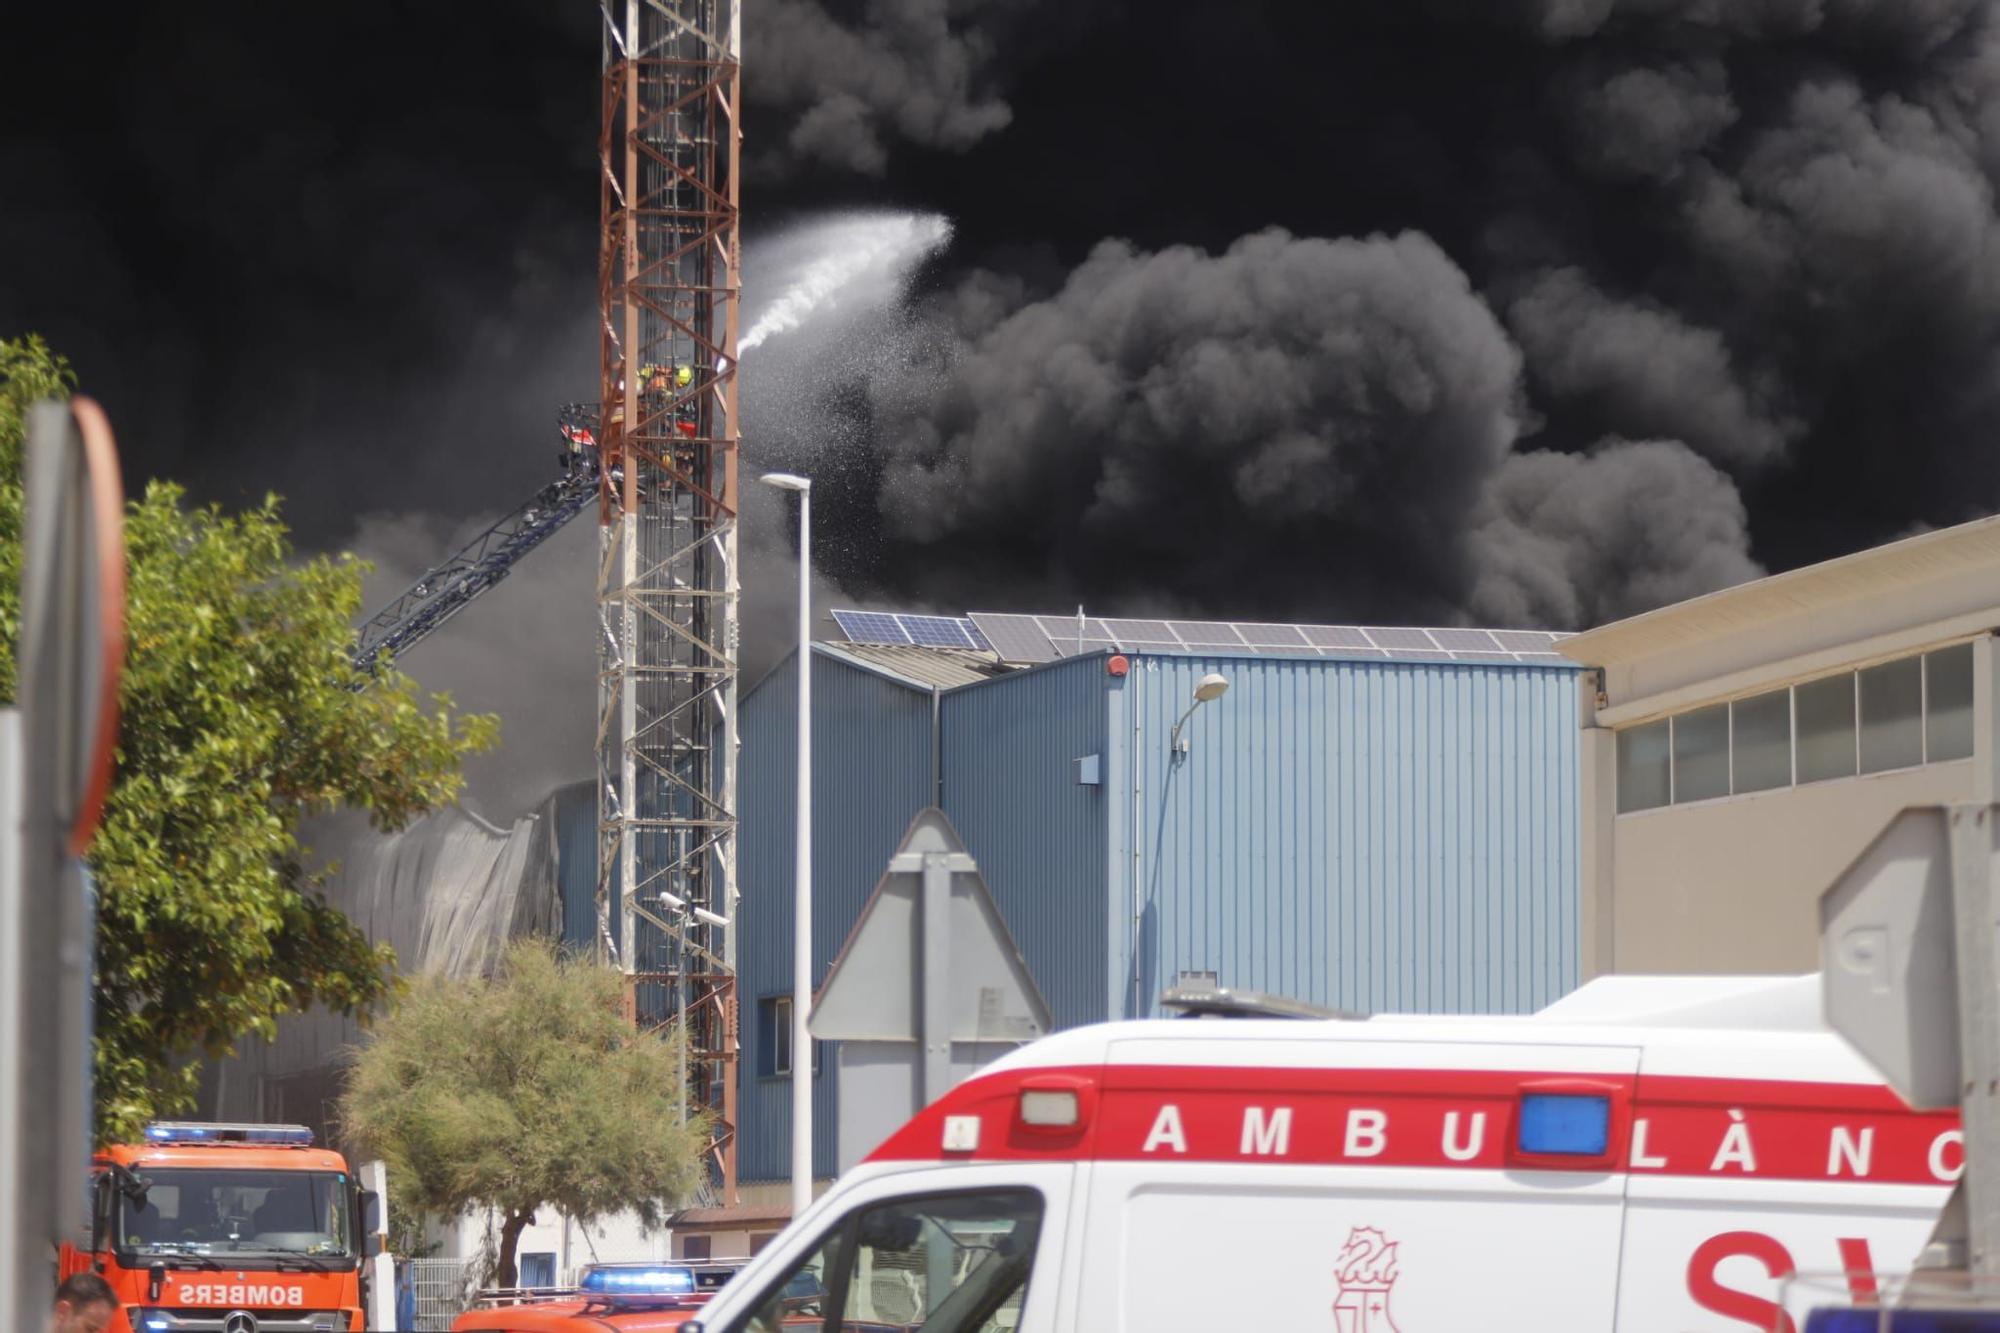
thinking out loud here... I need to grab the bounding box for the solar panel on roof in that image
[1301,625,1372,649]
[898,614,978,650]
[1117,640,1187,654]
[1520,651,1573,663]
[1035,615,1112,644]
[831,609,912,645]
[1101,618,1175,642]
[961,620,993,651]
[1387,648,1456,661]
[1429,628,1502,652]
[1450,651,1520,664]
[967,613,1057,664]
[1236,623,1309,647]
[1168,621,1247,646]
[1049,637,1118,658]
[1490,629,1561,652]
[1365,627,1438,651]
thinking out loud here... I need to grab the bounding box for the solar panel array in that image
[967,614,1572,666]
[829,609,992,653]
[830,608,1571,667]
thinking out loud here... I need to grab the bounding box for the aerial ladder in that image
[349,405,611,674]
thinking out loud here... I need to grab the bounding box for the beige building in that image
[1562,515,2000,976]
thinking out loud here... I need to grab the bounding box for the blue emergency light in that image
[579,1264,696,1296]
[1516,1093,1611,1156]
[142,1122,315,1146]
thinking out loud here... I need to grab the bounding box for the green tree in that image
[338,940,710,1287]
[0,334,498,1143]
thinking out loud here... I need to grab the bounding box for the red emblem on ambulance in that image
[1333,1227,1402,1333]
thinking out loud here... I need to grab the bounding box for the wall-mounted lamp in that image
[1169,673,1230,757]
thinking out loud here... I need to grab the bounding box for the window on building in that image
[750,1231,779,1255]
[758,996,793,1078]
[1730,688,1791,793]
[1612,639,1983,815]
[1672,704,1729,803]
[1617,719,1671,813]
[757,995,820,1079]
[1860,656,1924,774]
[1796,672,1859,784]
[519,1253,556,1290]
[1928,643,1976,763]
[680,1234,713,1261]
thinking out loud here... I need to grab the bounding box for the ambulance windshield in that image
[117,1169,353,1260]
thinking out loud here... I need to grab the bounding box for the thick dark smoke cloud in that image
[866,230,1526,619]
[793,229,1762,628]
[18,0,2000,809]
[754,0,1031,175]
[753,0,2000,631]
[1469,441,1762,626]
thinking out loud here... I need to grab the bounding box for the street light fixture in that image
[758,471,813,1219]
[1169,673,1231,756]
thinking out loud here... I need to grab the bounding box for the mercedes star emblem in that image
[222,1312,259,1333]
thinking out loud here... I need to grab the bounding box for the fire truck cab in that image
[682,975,1961,1333]
[58,1122,379,1333]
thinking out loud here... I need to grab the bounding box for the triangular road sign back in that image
[812,807,1051,1044]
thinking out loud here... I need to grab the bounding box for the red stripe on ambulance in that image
[867,1063,1963,1184]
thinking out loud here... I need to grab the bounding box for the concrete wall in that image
[1604,758,1978,973]
[1580,632,2000,975]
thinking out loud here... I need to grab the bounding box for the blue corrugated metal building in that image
[734,634,1583,1185]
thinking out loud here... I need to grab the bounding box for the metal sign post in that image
[1,398,124,1330]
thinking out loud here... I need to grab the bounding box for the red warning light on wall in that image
[1107,655,1130,677]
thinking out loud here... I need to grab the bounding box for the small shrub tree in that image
[338,939,710,1287]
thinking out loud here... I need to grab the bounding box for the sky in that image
[10,0,2000,811]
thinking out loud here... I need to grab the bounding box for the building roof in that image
[818,641,1006,690]
[1560,513,2000,669]
[668,1202,794,1229]
[827,606,1573,669]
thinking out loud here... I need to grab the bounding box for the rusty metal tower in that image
[593,0,741,1200]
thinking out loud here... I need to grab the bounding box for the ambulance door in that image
[1070,1036,1642,1332]
[689,1163,1076,1333]
[1612,1044,1956,1333]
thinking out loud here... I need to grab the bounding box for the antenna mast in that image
[594,0,741,1201]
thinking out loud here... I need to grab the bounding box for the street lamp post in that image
[760,471,813,1218]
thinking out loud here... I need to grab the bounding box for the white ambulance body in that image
[689,975,1960,1333]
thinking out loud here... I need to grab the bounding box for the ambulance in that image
[680,975,1962,1333]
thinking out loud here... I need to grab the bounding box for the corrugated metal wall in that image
[551,779,598,952]
[938,655,1111,1031]
[1114,654,1581,1017]
[737,647,935,1181]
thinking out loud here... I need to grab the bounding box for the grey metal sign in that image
[1820,806,1962,1111]
[812,808,1052,1169]
[1821,803,2000,1276]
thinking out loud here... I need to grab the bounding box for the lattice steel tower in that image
[594,0,741,1200]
